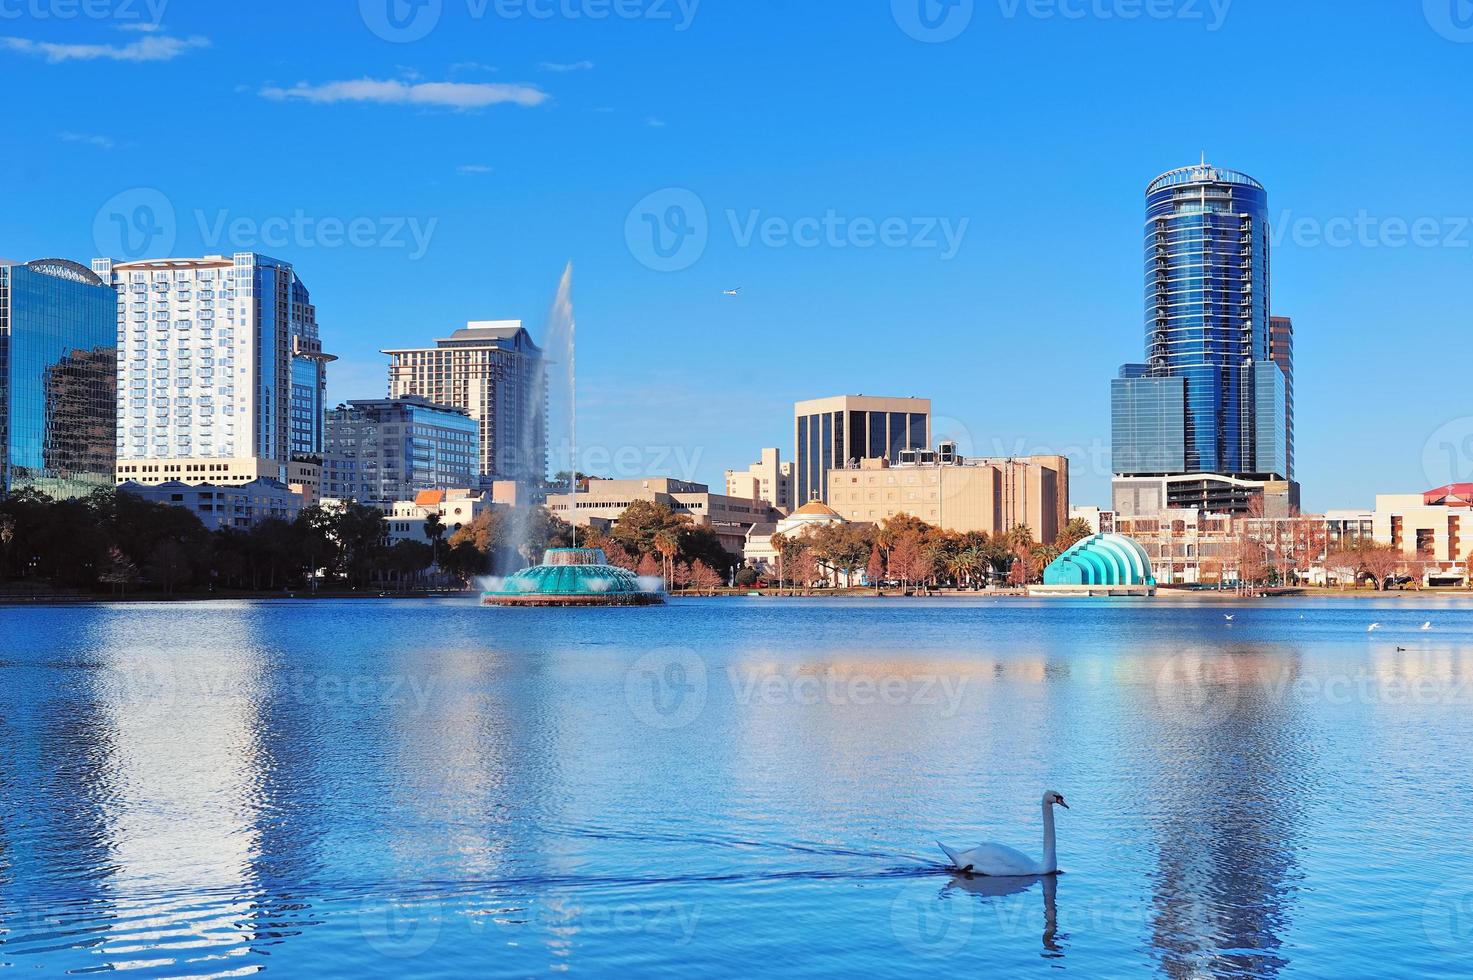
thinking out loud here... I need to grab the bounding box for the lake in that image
[2,597,1471,978]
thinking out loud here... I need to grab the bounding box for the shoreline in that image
[6,587,1473,606]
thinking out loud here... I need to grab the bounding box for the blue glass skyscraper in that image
[0,259,117,499]
[1113,162,1289,485]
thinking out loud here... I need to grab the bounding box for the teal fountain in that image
[481,548,665,607]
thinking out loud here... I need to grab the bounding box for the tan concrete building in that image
[1374,485,1473,583]
[546,477,778,556]
[824,454,1068,544]
[726,448,794,512]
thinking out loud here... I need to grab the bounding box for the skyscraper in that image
[1112,162,1295,514]
[383,321,547,485]
[0,259,117,499]
[93,253,332,486]
[793,395,930,505]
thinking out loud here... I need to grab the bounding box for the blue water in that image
[2,597,1472,978]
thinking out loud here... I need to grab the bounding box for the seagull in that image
[722,287,742,297]
[1420,622,1433,631]
[1368,623,1382,632]
[1224,614,1234,622]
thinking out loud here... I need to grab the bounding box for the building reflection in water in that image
[1136,646,1312,979]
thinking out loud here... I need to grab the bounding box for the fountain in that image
[482,267,665,607]
[482,548,665,606]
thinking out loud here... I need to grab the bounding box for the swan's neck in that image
[1041,803,1057,874]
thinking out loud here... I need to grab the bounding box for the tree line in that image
[757,514,1096,592]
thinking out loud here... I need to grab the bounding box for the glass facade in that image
[324,396,478,506]
[0,260,117,499]
[794,402,930,504]
[1113,163,1289,479]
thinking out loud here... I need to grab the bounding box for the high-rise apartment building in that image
[1111,162,1295,514]
[793,395,930,505]
[0,259,117,499]
[323,396,478,507]
[384,321,547,485]
[93,253,332,487]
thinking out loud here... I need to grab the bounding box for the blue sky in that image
[3,0,1472,512]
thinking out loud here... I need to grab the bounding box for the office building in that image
[323,396,478,507]
[546,477,778,556]
[1374,485,1473,584]
[384,321,546,485]
[0,258,117,499]
[93,253,333,487]
[382,488,494,545]
[1269,315,1294,481]
[726,447,794,512]
[1111,163,1295,512]
[825,448,1069,544]
[794,394,930,505]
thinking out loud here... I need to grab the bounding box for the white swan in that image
[938,790,1068,876]
[1421,622,1433,631]
[1368,623,1382,632]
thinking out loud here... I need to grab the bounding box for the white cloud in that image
[259,78,549,110]
[59,131,116,149]
[646,117,667,128]
[539,60,594,72]
[457,164,493,174]
[116,23,162,33]
[450,61,498,73]
[0,34,207,63]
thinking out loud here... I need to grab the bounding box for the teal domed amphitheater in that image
[1037,534,1157,595]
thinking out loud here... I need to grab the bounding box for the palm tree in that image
[654,529,680,592]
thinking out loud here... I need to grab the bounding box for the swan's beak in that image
[1057,798,1069,809]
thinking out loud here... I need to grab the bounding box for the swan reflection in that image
[942,871,1063,955]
